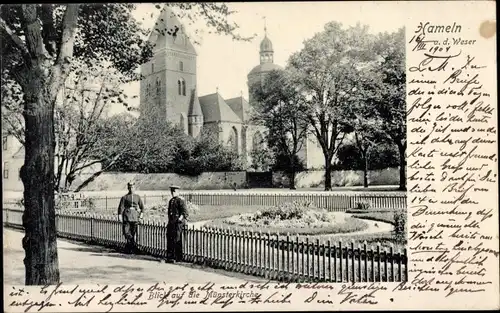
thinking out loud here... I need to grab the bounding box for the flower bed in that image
[205,201,369,235]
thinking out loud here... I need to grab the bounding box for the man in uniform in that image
[118,182,144,254]
[166,185,188,263]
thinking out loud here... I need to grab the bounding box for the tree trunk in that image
[363,153,369,188]
[397,142,406,191]
[289,155,296,190]
[16,3,79,286]
[21,87,60,285]
[324,157,333,191]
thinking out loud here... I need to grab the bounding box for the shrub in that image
[273,153,306,173]
[355,200,372,210]
[220,200,340,230]
[259,200,318,220]
[81,198,96,211]
[333,142,399,171]
[394,209,407,242]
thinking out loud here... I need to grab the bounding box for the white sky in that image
[114,2,406,115]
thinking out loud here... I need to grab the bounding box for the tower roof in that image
[247,63,283,77]
[188,88,203,117]
[260,36,273,53]
[148,5,197,55]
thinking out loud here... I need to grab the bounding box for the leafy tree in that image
[1,63,136,192]
[273,152,306,173]
[334,142,399,171]
[110,124,244,176]
[343,67,386,188]
[108,116,180,173]
[173,131,244,176]
[288,22,378,191]
[250,145,275,172]
[250,69,309,189]
[74,112,139,191]
[0,3,248,285]
[372,28,406,190]
[55,63,139,191]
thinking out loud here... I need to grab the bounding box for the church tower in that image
[188,88,204,137]
[140,5,197,132]
[259,23,274,64]
[247,20,283,106]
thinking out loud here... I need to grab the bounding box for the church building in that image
[139,6,269,168]
[140,6,323,170]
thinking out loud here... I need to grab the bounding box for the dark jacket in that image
[167,196,188,224]
[118,193,145,222]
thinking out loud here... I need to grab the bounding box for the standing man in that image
[166,185,188,263]
[118,182,144,254]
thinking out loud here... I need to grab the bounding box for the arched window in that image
[228,126,239,154]
[146,83,151,97]
[178,79,186,96]
[253,131,264,151]
[179,61,184,72]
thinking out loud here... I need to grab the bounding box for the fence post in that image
[363,241,368,282]
[390,244,395,282]
[377,243,382,282]
[90,215,94,243]
[339,240,343,282]
[351,241,355,282]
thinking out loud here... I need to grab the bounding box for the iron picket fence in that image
[53,192,406,213]
[3,208,407,283]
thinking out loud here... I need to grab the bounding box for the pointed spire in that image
[263,16,267,36]
[188,87,203,117]
[216,86,219,93]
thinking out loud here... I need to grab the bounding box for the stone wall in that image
[273,168,401,188]
[4,168,402,192]
[71,171,247,191]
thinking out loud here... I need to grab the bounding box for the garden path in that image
[3,228,267,285]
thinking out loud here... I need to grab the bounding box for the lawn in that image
[75,204,269,223]
[351,211,397,225]
[345,210,406,251]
